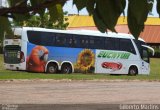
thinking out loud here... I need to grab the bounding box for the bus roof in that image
[20,27,135,39]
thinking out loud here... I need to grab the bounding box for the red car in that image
[101,62,122,71]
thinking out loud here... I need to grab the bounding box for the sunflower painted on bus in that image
[76,49,95,73]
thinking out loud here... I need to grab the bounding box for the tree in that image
[0,0,160,41]
[73,0,160,39]
[12,12,69,30]
[0,0,67,43]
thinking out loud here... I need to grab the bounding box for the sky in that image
[0,0,8,7]
[63,0,89,15]
[63,0,159,17]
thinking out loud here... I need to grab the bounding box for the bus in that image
[3,27,154,75]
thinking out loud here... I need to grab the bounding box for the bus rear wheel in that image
[128,66,138,76]
[47,63,58,74]
[61,64,72,74]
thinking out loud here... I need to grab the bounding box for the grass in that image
[0,54,4,70]
[0,54,160,80]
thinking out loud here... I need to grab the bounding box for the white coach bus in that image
[3,27,154,75]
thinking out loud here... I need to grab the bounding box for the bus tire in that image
[128,66,138,76]
[61,63,72,74]
[46,63,58,74]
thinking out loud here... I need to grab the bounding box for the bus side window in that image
[73,35,88,48]
[68,35,77,48]
[64,34,73,47]
[80,35,88,48]
[105,38,115,50]
[40,32,55,46]
[27,31,41,45]
[120,39,136,54]
[89,37,104,49]
[114,39,120,50]
[55,34,66,46]
[70,35,78,48]
[104,38,120,50]
[69,38,73,45]
[89,38,94,48]
[72,38,77,47]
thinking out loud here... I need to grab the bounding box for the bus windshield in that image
[142,47,149,63]
[134,39,154,63]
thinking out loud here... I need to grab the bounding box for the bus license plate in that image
[10,65,14,67]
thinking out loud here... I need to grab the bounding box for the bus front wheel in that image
[128,66,138,76]
[47,63,58,74]
[61,64,72,74]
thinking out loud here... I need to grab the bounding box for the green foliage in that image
[0,0,160,41]
[30,0,45,17]
[12,12,69,30]
[96,0,125,32]
[0,17,12,43]
[93,9,107,33]
[86,0,95,15]
[8,0,30,22]
[73,0,88,11]
[73,0,160,39]
[150,47,160,58]
[74,0,126,33]
[0,0,66,42]
[127,0,149,39]
[48,4,64,22]
[73,0,126,33]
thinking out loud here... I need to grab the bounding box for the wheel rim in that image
[48,66,56,73]
[129,68,136,75]
[64,67,69,73]
[63,66,70,73]
[62,65,71,74]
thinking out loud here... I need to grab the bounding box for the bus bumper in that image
[4,63,26,71]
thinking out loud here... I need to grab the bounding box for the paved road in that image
[0,80,160,104]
